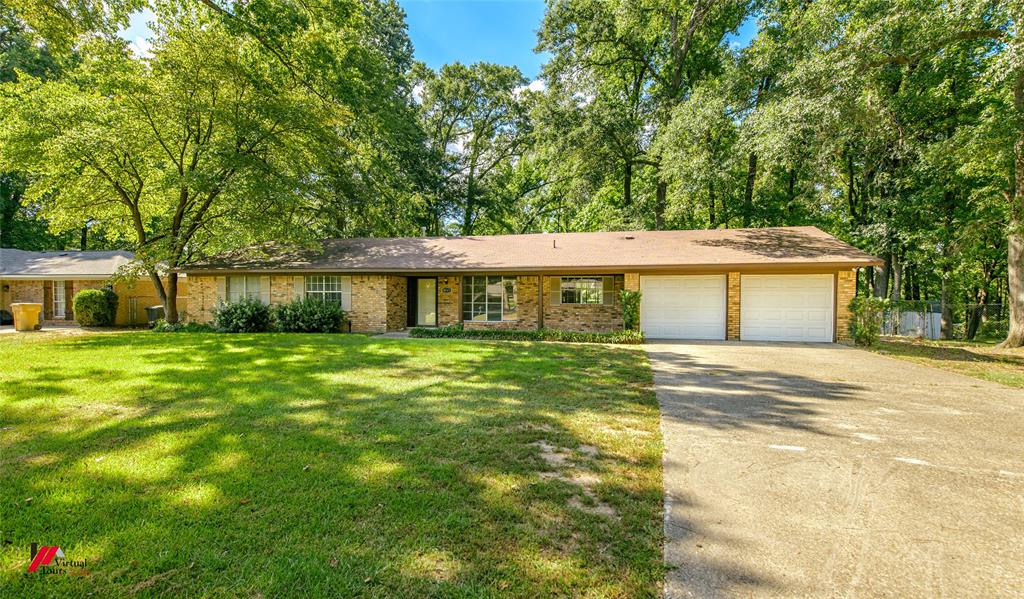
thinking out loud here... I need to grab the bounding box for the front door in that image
[412,277,437,327]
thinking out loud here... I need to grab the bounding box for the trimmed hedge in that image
[408,324,645,344]
[72,287,119,326]
[213,298,273,333]
[273,298,347,333]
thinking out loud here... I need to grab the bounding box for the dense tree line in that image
[0,0,1020,345]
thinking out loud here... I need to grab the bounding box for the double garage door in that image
[640,274,834,342]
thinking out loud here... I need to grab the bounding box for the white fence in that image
[882,310,942,340]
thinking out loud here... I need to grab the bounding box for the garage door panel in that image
[641,275,726,340]
[740,274,834,342]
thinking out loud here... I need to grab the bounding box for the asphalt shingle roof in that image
[0,248,135,278]
[182,226,881,274]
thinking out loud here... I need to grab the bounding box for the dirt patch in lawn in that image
[533,440,618,519]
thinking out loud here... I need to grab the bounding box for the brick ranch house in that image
[182,227,881,343]
[0,248,187,325]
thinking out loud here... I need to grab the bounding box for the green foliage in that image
[273,298,347,333]
[620,289,642,331]
[408,324,644,344]
[417,61,533,234]
[72,287,118,326]
[977,319,1009,341]
[848,297,887,346]
[213,299,273,333]
[151,319,215,333]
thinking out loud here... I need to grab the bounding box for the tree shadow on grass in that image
[877,339,1024,366]
[0,333,701,597]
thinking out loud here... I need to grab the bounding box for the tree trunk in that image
[462,169,476,236]
[1003,71,1024,348]
[146,269,176,324]
[164,273,179,325]
[743,152,757,227]
[873,252,890,299]
[655,180,667,230]
[967,286,985,340]
[623,161,632,206]
[1006,228,1024,347]
[890,255,902,302]
[787,167,797,220]
[708,179,717,227]
[940,274,953,340]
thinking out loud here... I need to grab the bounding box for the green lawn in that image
[872,336,1024,389]
[0,332,663,597]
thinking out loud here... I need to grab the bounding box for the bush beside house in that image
[848,296,886,346]
[72,288,119,326]
[620,290,641,331]
[213,298,273,333]
[204,298,347,333]
[273,298,347,333]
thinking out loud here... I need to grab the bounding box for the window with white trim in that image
[462,276,517,321]
[305,275,352,311]
[227,275,263,303]
[560,276,605,304]
[53,281,66,319]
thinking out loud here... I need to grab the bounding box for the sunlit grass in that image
[0,332,663,597]
[872,336,1024,388]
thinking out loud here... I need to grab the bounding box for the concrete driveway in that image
[649,341,1024,598]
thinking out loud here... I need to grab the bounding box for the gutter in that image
[178,260,883,276]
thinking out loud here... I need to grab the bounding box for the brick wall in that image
[8,280,101,322]
[835,269,856,342]
[271,275,299,306]
[541,275,624,333]
[113,278,189,325]
[350,275,387,333]
[386,276,407,331]
[624,272,640,292]
[8,280,43,304]
[189,276,218,324]
[726,272,741,340]
[437,275,461,326]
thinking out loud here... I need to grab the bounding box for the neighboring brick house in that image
[181,227,880,343]
[0,248,187,325]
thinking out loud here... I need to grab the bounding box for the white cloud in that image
[412,83,425,104]
[129,36,153,58]
[514,78,546,97]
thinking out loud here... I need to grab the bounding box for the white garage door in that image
[640,275,727,340]
[741,274,834,342]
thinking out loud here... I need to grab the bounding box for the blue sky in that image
[120,2,758,81]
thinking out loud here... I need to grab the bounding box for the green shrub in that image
[213,298,272,333]
[152,319,215,333]
[273,298,346,333]
[977,319,1009,341]
[620,290,642,331]
[848,296,886,346]
[72,287,119,326]
[408,324,644,344]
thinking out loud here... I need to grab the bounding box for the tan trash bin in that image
[10,302,43,331]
